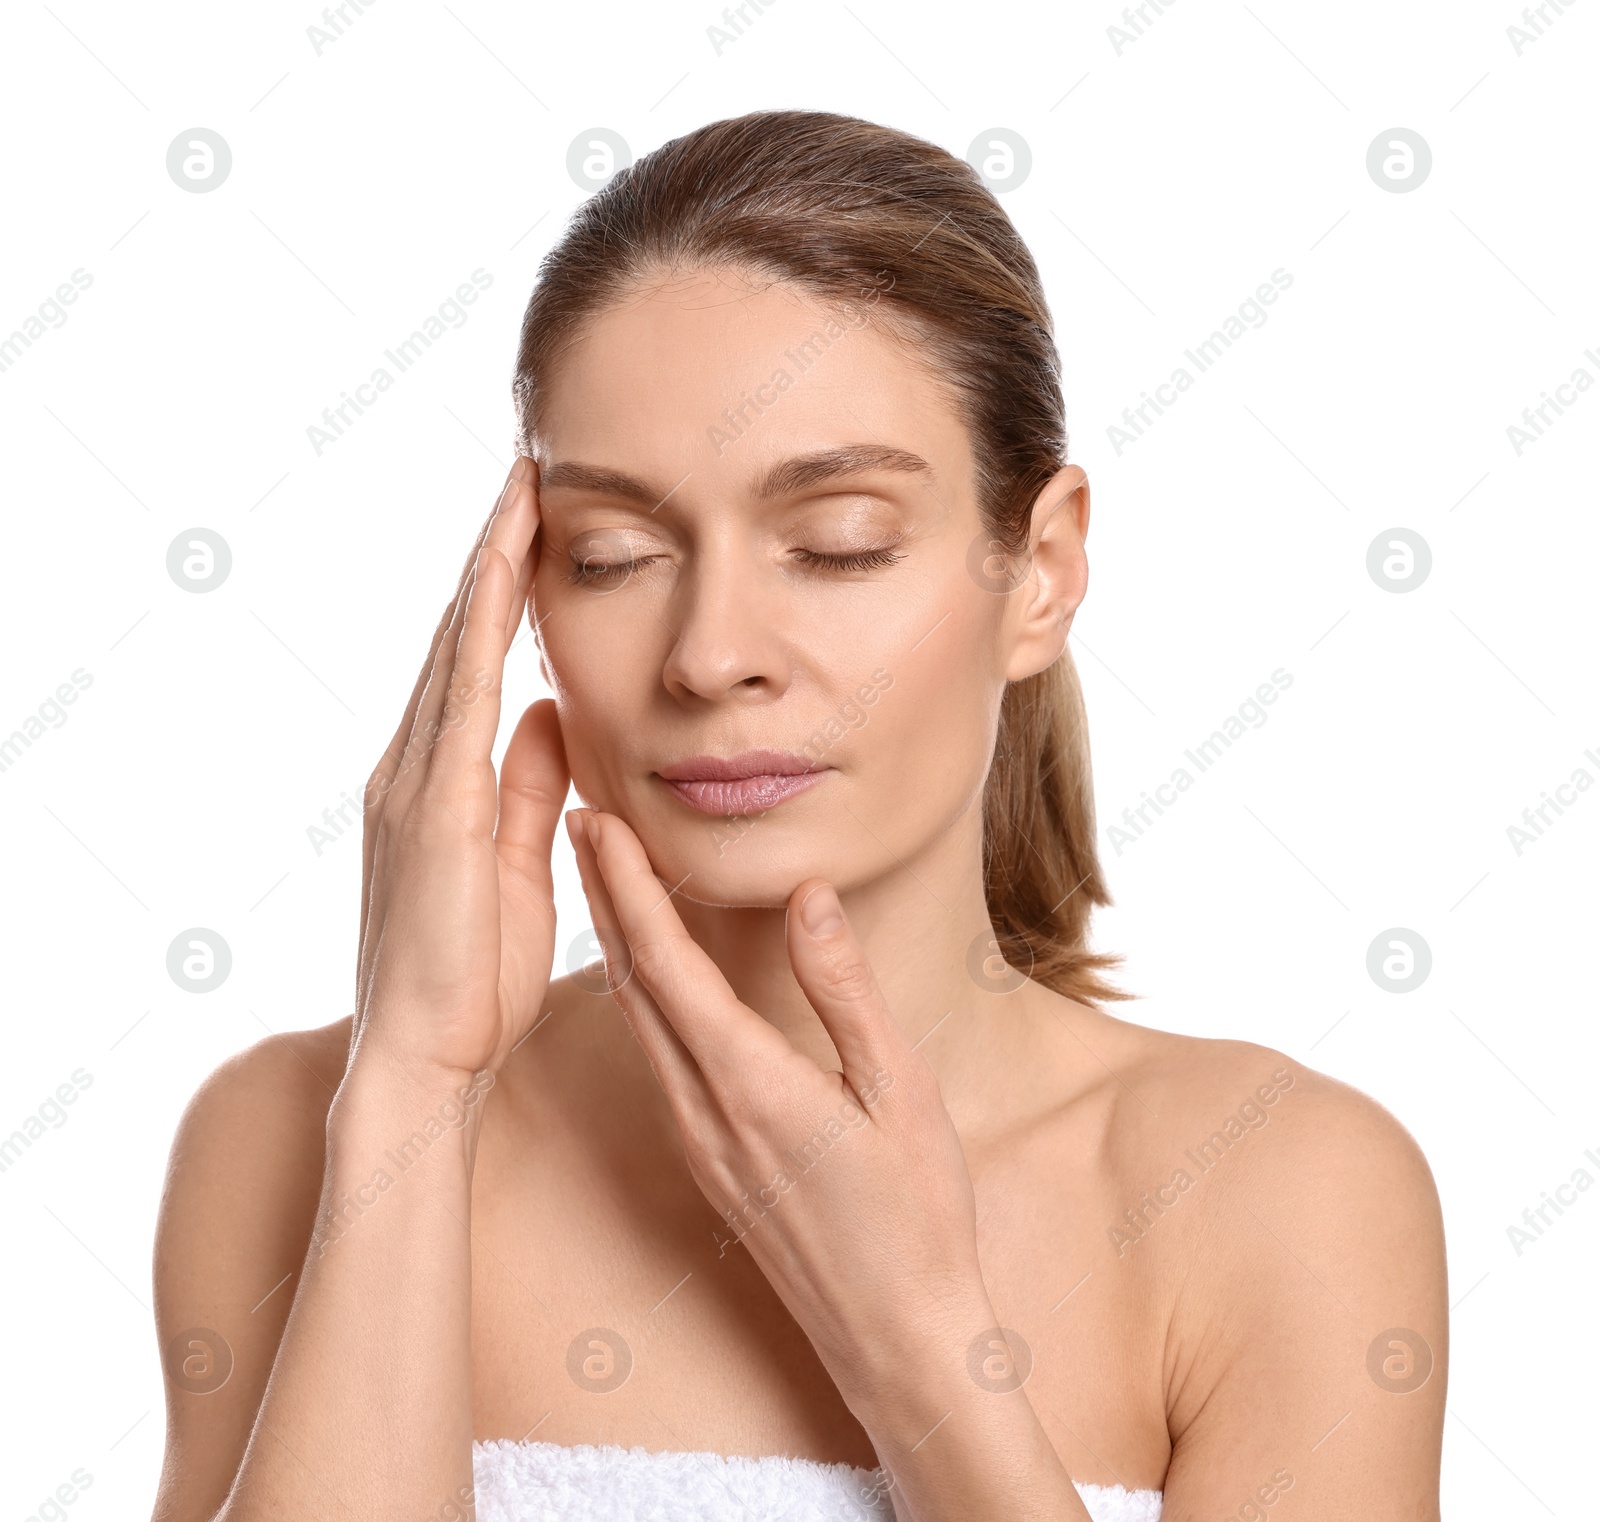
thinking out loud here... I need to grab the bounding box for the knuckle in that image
[504,765,562,813]
[439,671,495,737]
[631,935,678,988]
[414,768,495,838]
[388,799,432,857]
[366,749,400,804]
[715,1083,762,1138]
[678,1116,723,1179]
[397,721,437,777]
[601,961,635,1004]
[818,948,876,1003]
[680,1113,715,1162]
[365,766,398,820]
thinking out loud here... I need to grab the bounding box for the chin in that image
[629,789,864,909]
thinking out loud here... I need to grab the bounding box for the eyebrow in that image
[538,444,935,512]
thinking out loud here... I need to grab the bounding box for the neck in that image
[673,808,1023,1108]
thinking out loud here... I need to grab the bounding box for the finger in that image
[490,701,566,1038]
[421,550,523,820]
[505,539,536,648]
[495,699,568,900]
[585,809,791,1081]
[503,457,541,646]
[393,461,534,843]
[371,463,522,807]
[565,810,708,1111]
[360,470,511,954]
[785,879,910,1107]
[360,462,525,952]
[409,460,536,795]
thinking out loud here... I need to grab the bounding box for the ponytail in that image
[984,660,1132,1008]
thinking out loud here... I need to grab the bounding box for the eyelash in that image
[793,546,905,572]
[566,559,644,585]
[566,546,905,584]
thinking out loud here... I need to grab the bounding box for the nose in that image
[660,543,791,705]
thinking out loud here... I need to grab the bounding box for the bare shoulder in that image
[169,1015,349,1148]
[1153,1026,1441,1251]
[158,1015,351,1260]
[1075,1010,1446,1518]
[151,1017,351,1522]
[1043,1000,1439,1208]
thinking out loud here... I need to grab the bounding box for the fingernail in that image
[583,811,600,850]
[564,810,580,848]
[800,883,844,937]
[512,455,535,483]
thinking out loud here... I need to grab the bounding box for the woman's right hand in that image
[349,455,569,1085]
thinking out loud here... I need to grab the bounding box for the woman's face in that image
[528,265,1076,908]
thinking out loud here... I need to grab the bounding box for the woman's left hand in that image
[566,807,1094,1520]
[564,805,993,1411]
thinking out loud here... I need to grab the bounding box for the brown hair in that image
[513,109,1133,1012]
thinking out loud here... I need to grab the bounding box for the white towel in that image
[472,1438,1163,1521]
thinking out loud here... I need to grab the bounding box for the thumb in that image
[785,879,905,1105]
[496,699,569,901]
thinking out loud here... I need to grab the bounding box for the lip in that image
[655,751,831,817]
[658,750,819,782]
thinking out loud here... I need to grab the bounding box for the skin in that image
[150,268,1447,1522]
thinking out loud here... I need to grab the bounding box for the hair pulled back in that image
[514,109,1131,1011]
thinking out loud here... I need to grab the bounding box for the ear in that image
[1002,464,1090,683]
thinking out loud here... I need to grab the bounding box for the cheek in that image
[534,561,639,688]
[532,580,648,796]
[856,601,1002,810]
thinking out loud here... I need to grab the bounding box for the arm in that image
[149,1032,486,1522]
[1158,1064,1447,1521]
[149,1027,338,1522]
[150,456,569,1521]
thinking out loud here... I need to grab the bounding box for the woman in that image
[150,110,1447,1521]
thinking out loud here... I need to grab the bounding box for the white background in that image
[1,0,1595,1516]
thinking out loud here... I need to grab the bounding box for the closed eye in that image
[566,546,906,585]
[790,546,905,573]
[566,556,659,585]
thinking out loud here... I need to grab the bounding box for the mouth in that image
[654,750,832,817]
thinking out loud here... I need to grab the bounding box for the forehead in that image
[534,268,971,497]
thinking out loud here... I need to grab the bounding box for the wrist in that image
[832,1280,1082,1521]
[831,1278,1001,1430]
[309,1055,493,1264]
[327,1046,497,1158]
